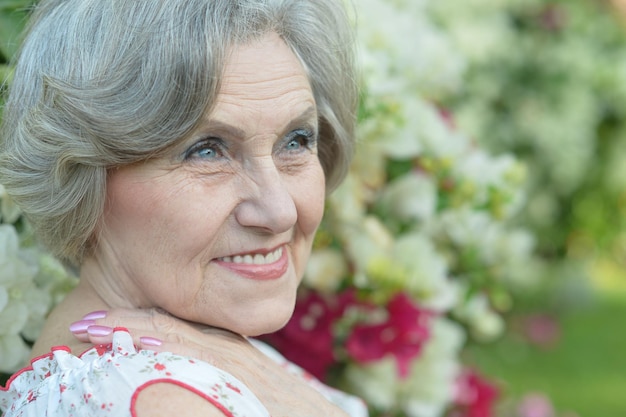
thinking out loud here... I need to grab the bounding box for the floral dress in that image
[0,328,368,417]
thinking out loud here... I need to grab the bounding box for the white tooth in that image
[223,248,283,264]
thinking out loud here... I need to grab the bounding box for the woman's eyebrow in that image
[284,106,319,132]
[200,105,318,138]
[199,120,247,138]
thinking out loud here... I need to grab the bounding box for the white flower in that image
[413,101,471,161]
[0,225,38,288]
[304,248,348,293]
[0,184,21,224]
[490,228,538,289]
[35,253,78,306]
[401,317,465,417]
[426,208,537,289]
[0,334,30,373]
[344,357,398,411]
[427,0,516,65]
[358,102,424,160]
[342,216,394,276]
[389,233,459,311]
[0,224,55,371]
[0,301,29,336]
[355,0,466,98]
[340,217,459,308]
[379,172,437,224]
[348,139,391,191]
[328,174,369,224]
[454,293,505,341]
[454,151,516,188]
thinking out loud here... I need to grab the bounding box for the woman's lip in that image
[214,246,289,280]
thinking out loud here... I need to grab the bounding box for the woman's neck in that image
[79,256,143,310]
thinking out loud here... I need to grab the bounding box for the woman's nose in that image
[234,164,297,234]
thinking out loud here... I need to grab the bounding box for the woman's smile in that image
[215,246,289,280]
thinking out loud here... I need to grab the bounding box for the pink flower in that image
[453,368,499,417]
[263,290,353,379]
[437,106,457,130]
[345,293,432,378]
[516,393,555,417]
[539,5,567,32]
[522,314,561,349]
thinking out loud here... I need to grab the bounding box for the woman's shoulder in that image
[251,339,369,417]
[1,328,269,417]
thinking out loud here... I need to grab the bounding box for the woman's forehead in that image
[220,33,311,92]
[206,34,316,125]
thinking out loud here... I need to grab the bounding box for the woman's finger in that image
[70,308,198,343]
[68,308,250,368]
[77,325,220,365]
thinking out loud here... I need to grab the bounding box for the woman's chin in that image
[239,318,291,337]
[233,310,294,338]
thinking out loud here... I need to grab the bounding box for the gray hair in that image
[0,0,358,266]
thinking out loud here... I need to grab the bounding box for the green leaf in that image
[0,0,35,8]
[0,3,32,61]
[0,63,13,82]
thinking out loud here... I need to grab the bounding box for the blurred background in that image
[431,1,626,415]
[1,0,625,416]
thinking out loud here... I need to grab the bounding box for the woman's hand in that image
[69,308,350,417]
[70,307,236,365]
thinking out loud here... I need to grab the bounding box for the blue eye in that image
[284,129,317,152]
[196,147,217,158]
[184,138,225,160]
[286,138,303,150]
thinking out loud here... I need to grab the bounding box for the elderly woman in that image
[0,0,366,415]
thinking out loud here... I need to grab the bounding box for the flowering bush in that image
[0,223,75,373]
[427,0,626,274]
[265,1,540,415]
[0,186,76,374]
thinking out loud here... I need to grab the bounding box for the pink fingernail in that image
[140,337,163,346]
[82,310,108,320]
[87,325,113,337]
[69,319,96,334]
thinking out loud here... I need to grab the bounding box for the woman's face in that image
[96,33,325,336]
